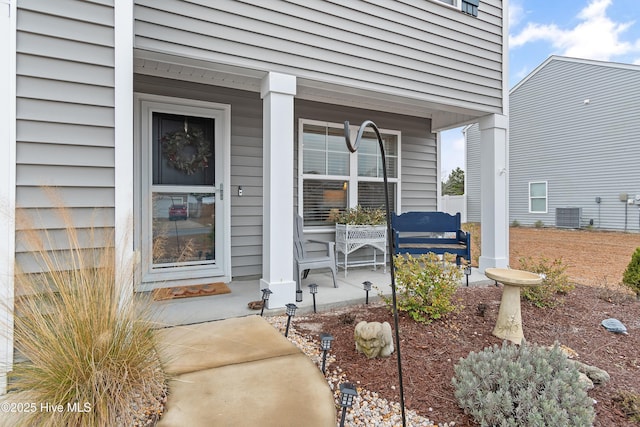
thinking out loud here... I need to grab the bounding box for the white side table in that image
[335,224,387,277]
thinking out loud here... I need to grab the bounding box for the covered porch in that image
[151,265,493,327]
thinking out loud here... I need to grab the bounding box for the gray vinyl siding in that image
[15,0,116,271]
[464,123,481,222]
[510,59,640,231]
[134,75,264,277]
[467,57,640,232]
[134,0,504,114]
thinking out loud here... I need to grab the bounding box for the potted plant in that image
[328,206,387,276]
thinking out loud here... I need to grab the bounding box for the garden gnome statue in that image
[354,321,394,358]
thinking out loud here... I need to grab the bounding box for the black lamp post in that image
[308,283,318,313]
[284,303,297,337]
[319,332,334,374]
[338,382,358,427]
[345,120,406,426]
[260,288,272,316]
[362,280,372,304]
[464,262,472,287]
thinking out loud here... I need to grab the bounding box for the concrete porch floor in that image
[151,265,493,327]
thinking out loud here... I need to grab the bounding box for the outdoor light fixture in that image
[319,332,334,374]
[296,289,303,303]
[338,382,358,427]
[362,281,372,304]
[464,263,472,287]
[260,288,273,316]
[284,303,297,337]
[308,283,318,313]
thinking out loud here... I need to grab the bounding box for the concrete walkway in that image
[151,265,494,425]
[155,315,336,426]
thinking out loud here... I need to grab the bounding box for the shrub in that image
[452,341,595,427]
[622,247,640,299]
[613,390,640,422]
[511,219,520,227]
[7,207,167,426]
[327,205,386,225]
[383,253,461,323]
[517,256,573,308]
[534,220,544,228]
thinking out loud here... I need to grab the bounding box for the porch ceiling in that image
[134,50,483,130]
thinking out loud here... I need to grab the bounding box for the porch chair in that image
[293,214,338,292]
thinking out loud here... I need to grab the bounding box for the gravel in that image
[265,314,456,427]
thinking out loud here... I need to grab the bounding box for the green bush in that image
[452,342,595,427]
[613,390,640,422]
[622,247,640,299]
[383,253,461,323]
[534,220,544,228]
[518,256,573,308]
[327,205,386,225]
[511,219,520,227]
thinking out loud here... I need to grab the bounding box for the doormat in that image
[153,282,231,301]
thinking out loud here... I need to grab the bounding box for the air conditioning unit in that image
[555,207,581,229]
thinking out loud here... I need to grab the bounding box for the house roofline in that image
[510,55,640,95]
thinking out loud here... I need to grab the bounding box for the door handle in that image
[219,182,223,201]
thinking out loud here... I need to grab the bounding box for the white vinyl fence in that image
[441,195,466,223]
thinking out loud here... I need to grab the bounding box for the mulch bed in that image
[296,284,640,426]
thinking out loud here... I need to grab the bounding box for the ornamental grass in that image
[6,206,166,426]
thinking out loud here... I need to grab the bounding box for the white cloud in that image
[509,0,525,29]
[509,0,640,61]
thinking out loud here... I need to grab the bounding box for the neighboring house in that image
[466,56,640,232]
[1,0,509,392]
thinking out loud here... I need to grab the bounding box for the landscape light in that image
[260,288,272,316]
[284,303,297,337]
[319,333,334,374]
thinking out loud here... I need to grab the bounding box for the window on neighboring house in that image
[529,181,547,213]
[432,0,479,17]
[299,120,400,227]
[461,0,479,16]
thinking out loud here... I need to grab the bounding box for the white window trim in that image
[528,181,548,214]
[428,0,461,12]
[134,93,231,290]
[297,119,401,231]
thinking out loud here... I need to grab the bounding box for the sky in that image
[440,0,640,181]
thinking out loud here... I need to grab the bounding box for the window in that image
[432,0,479,17]
[299,120,400,227]
[529,182,547,213]
[461,0,479,16]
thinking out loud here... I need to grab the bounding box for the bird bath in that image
[485,268,543,344]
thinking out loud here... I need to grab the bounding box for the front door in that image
[136,95,230,290]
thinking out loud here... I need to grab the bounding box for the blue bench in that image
[391,211,471,266]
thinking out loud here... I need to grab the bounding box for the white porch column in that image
[114,0,135,305]
[0,0,16,395]
[478,114,509,272]
[260,72,297,308]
